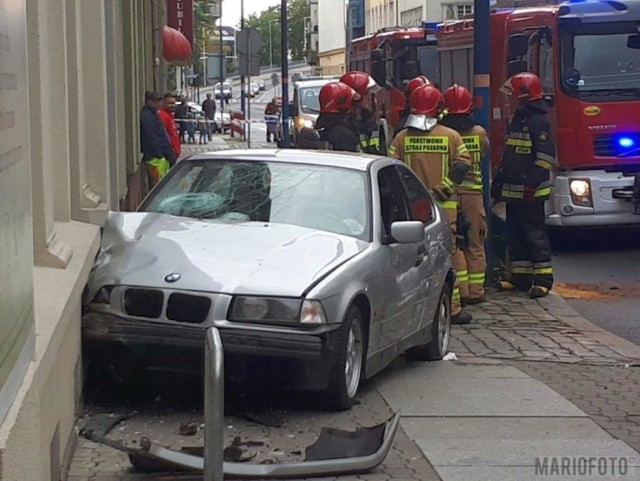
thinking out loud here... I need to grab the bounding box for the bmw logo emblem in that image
[164,273,181,283]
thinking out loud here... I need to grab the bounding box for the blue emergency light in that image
[618,137,635,148]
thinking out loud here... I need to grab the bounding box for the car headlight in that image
[569,179,592,207]
[231,297,302,322]
[296,117,314,129]
[300,300,328,325]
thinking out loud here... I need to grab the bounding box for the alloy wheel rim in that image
[344,320,363,398]
[438,294,451,355]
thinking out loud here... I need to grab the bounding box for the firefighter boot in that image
[452,310,473,325]
[530,285,550,299]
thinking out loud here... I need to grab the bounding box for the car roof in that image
[186,149,385,172]
[294,78,340,88]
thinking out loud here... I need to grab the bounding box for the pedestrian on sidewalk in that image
[441,84,489,306]
[197,114,208,145]
[491,73,556,299]
[388,84,474,324]
[175,96,189,144]
[158,93,181,162]
[202,93,216,140]
[140,91,174,187]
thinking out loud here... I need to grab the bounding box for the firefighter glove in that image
[432,184,453,202]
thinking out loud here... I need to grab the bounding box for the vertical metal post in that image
[247,34,252,149]
[204,328,224,481]
[240,0,246,116]
[269,22,273,70]
[219,5,225,113]
[473,0,494,274]
[281,0,290,148]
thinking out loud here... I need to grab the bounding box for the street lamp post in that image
[269,19,279,70]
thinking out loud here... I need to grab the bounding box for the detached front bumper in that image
[82,312,342,389]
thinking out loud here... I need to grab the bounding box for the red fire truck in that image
[437,0,640,226]
[349,26,439,142]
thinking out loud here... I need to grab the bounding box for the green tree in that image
[245,0,311,67]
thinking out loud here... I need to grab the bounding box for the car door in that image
[376,166,425,348]
[395,164,440,337]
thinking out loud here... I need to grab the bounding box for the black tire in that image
[320,305,366,411]
[406,284,452,362]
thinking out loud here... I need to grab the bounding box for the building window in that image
[442,3,474,21]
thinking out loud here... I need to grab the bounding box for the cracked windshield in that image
[144,160,369,239]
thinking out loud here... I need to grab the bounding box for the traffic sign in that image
[271,73,279,86]
[237,28,263,55]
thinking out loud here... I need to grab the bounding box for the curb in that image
[538,291,640,361]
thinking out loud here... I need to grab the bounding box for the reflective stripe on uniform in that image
[506,138,533,147]
[534,159,555,170]
[461,135,483,189]
[404,135,449,153]
[511,261,533,275]
[469,272,485,285]
[452,287,461,301]
[438,200,458,210]
[457,270,469,283]
[533,262,553,275]
[388,145,397,155]
[442,176,455,191]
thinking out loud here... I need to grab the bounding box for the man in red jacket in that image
[158,93,181,163]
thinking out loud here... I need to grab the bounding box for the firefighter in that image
[340,71,385,154]
[393,75,431,138]
[389,84,473,324]
[491,72,555,299]
[314,82,360,152]
[441,84,489,305]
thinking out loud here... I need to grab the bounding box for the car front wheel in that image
[321,305,366,410]
[406,284,452,361]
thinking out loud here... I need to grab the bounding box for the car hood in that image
[88,212,368,299]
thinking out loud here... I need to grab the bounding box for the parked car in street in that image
[181,101,231,133]
[214,82,232,101]
[249,82,260,98]
[289,77,341,146]
[82,150,454,410]
[257,79,266,91]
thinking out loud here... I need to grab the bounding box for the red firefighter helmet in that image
[406,76,431,98]
[500,72,544,102]
[410,85,444,117]
[339,71,379,97]
[443,84,473,114]
[319,82,359,114]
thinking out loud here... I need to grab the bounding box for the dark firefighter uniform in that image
[492,103,556,295]
[355,111,384,154]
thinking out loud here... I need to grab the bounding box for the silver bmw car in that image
[83,150,455,410]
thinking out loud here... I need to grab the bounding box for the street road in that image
[552,226,640,346]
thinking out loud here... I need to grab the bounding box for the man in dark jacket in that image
[175,96,189,143]
[202,93,217,140]
[140,91,174,186]
[314,82,360,152]
[491,73,556,299]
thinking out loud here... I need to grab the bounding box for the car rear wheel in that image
[406,284,452,361]
[320,305,366,410]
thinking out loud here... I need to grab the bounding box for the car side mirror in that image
[289,102,298,117]
[390,221,424,244]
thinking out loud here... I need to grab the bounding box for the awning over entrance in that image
[162,25,192,64]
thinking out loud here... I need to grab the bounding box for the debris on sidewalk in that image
[178,422,199,436]
[443,352,458,361]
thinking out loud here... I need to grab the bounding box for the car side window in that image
[377,166,410,239]
[396,165,435,225]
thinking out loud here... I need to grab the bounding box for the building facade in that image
[0,1,168,479]
[365,0,398,35]
[397,0,474,27]
[317,0,347,75]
